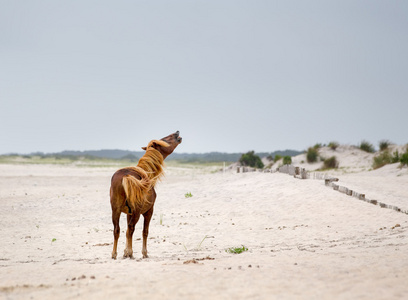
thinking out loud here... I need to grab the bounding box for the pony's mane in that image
[146,139,169,149]
[137,139,169,186]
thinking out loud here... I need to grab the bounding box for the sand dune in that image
[290,145,375,172]
[0,158,407,299]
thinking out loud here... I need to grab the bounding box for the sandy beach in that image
[1,158,408,299]
[2,1,407,298]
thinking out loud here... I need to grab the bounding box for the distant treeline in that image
[17,149,303,163]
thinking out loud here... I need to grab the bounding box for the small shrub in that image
[283,156,292,165]
[379,140,391,151]
[360,140,375,153]
[306,147,318,163]
[392,150,400,163]
[185,192,193,198]
[226,245,248,254]
[328,141,339,150]
[323,156,339,169]
[239,151,264,168]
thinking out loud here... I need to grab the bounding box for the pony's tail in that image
[122,168,151,213]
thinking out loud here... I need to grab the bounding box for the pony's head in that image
[141,131,182,159]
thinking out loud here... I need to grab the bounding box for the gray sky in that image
[1,1,407,154]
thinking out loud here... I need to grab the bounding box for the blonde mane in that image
[121,140,169,214]
[138,140,169,186]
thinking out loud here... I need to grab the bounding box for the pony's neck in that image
[137,148,165,186]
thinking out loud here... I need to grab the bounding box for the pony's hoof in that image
[112,253,117,260]
[123,249,133,259]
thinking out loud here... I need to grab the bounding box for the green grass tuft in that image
[328,141,339,150]
[379,140,391,151]
[359,140,375,153]
[322,156,339,169]
[226,245,248,254]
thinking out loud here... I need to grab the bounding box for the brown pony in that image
[110,131,182,259]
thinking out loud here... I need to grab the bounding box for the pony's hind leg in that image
[124,213,140,258]
[142,207,154,258]
[111,210,121,259]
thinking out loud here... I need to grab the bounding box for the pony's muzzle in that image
[175,131,182,143]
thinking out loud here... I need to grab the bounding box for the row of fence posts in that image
[236,166,264,173]
[236,164,308,179]
[324,177,406,214]
[236,164,407,215]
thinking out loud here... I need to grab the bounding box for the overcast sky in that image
[1,1,407,154]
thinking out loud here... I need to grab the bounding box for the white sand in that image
[1,160,407,299]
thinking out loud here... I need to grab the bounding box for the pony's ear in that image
[141,147,147,150]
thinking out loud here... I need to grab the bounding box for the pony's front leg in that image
[124,213,140,258]
[142,208,154,258]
